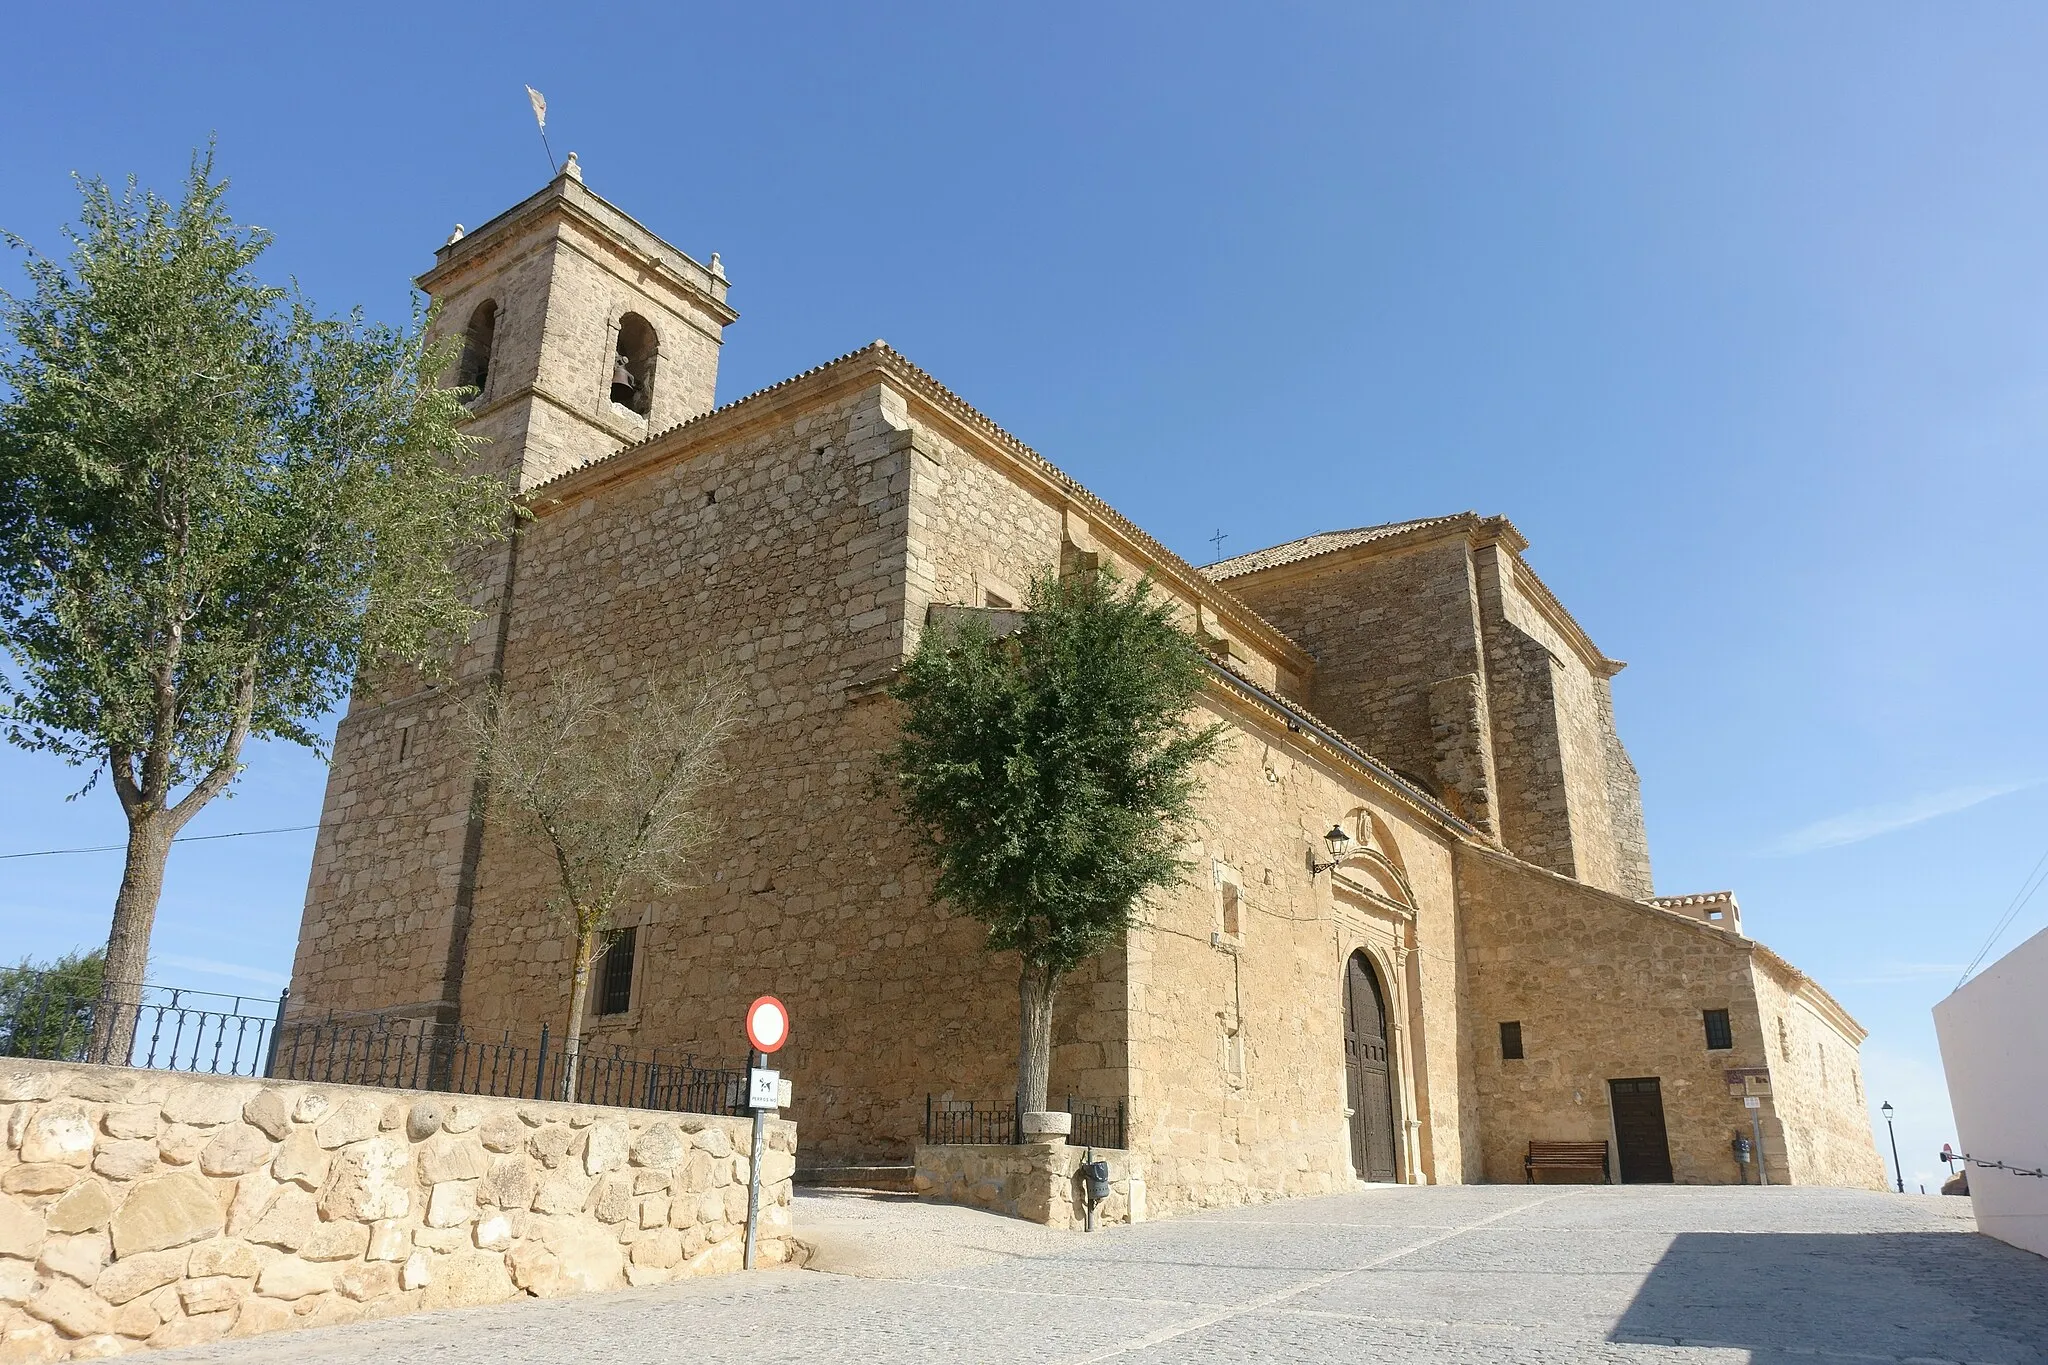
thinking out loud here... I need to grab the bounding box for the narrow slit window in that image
[1499,1021,1524,1060]
[1703,1008,1733,1051]
[1220,882,1241,939]
[596,926,637,1016]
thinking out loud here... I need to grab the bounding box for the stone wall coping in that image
[0,1058,797,1358]
[0,1060,792,1140]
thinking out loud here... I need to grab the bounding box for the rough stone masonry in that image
[289,162,1884,1220]
[0,1060,796,1360]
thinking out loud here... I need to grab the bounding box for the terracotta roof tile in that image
[1201,517,1471,579]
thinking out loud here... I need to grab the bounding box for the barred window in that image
[1703,1008,1733,1051]
[596,927,637,1016]
[1499,1021,1524,1060]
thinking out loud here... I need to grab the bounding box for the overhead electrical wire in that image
[0,824,318,861]
[1956,841,2048,989]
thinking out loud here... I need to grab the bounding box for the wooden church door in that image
[1344,951,1399,1182]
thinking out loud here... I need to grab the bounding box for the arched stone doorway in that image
[1343,950,1399,1182]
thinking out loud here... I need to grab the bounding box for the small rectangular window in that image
[1220,882,1241,939]
[983,590,1012,609]
[596,927,637,1017]
[1499,1021,1524,1060]
[1703,1008,1733,1051]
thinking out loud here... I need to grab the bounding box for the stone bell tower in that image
[416,154,737,492]
[288,162,735,1028]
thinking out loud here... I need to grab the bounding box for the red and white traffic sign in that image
[746,995,789,1054]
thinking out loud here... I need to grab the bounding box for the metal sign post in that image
[742,996,788,1271]
[1726,1068,1771,1189]
[1745,1097,1767,1186]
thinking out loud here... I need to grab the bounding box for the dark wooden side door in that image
[1609,1077,1674,1183]
[1343,952,1399,1182]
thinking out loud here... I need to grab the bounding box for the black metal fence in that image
[0,966,748,1118]
[269,1015,749,1117]
[0,976,286,1077]
[924,1095,1127,1150]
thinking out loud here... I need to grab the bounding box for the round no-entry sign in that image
[746,995,789,1054]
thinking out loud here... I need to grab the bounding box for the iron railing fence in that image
[924,1095,1126,1150]
[0,966,748,1118]
[268,1016,750,1116]
[1067,1099,1127,1151]
[0,972,286,1076]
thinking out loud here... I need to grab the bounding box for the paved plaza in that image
[157,1184,2046,1364]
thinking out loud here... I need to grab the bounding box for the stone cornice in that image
[1456,841,1870,1046]
[1753,949,1871,1046]
[1198,657,1475,839]
[417,174,736,326]
[521,342,1314,676]
[1211,512,1625,679]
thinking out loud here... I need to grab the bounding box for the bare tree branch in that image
[463,664,746,1089]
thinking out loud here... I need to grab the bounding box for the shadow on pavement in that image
[1612,1231,2048,1363]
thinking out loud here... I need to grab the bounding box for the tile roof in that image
[523,341,1314,669]
[1201,516,1472,580]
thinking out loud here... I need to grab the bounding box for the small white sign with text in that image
[750,1068,781,1109]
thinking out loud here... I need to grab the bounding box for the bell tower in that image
[289,162,736,1030]
[416,155,737,492]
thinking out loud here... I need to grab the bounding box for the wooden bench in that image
[1525,1140,1610,1183]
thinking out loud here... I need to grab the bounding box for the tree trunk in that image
[561,921,599,1101]
[1015,959,1058,1118]
[93,814,174,1063]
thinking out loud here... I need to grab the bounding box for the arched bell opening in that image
[610,313,658,416]
[1342,949,1401,1183]
[456,299,497,401]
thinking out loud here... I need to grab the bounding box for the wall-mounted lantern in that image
[1308,825,1352,878]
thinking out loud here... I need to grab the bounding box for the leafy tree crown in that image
[0,150,509,804]
[883,568,1226,979]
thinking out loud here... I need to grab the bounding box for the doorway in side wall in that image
[1609,1077,1674,1183]
[1343,951,1399,1182]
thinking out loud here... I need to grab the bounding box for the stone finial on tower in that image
[562,152,583,183]
[445,224,466,245]
[709,252,725,280]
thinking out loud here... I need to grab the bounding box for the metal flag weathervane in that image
[526,85,556,174]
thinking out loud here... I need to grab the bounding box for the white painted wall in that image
[1933,923,2048,1258]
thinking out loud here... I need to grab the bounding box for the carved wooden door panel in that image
[1344,952,1398,1182]
[1609,1077,1674,1183]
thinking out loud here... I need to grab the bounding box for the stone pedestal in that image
[912,1142,1143,1228]
[1019,1111,1071,1142]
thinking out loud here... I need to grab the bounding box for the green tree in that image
[882,567,1226,1120]
[0,152,512,1055]
[0,949,105,1061]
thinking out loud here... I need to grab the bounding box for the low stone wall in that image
[913,1143,1143,1228]
[0,1060,797,1360]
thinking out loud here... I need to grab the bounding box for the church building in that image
[288,164,1886,1212]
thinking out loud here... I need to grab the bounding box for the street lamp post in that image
[1881,1101,1904,1194]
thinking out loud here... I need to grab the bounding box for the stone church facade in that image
[288,167,1885,1214]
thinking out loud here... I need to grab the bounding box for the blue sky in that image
[3,3,2044,1192]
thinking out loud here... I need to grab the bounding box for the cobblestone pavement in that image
[157,1185,2047,1364]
